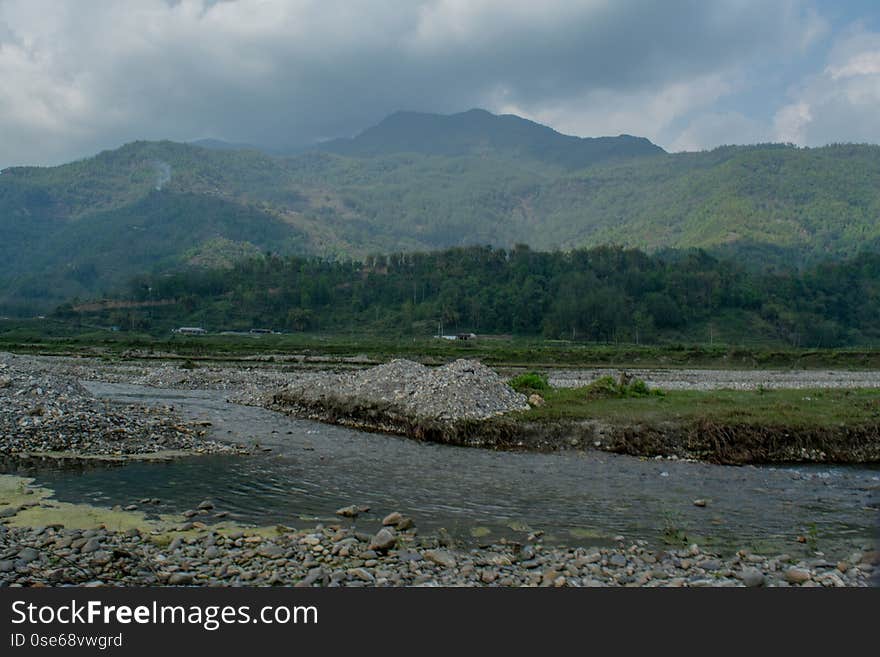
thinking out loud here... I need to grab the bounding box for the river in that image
[3,382,877,557]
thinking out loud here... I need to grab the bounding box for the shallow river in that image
[5,383,879,557]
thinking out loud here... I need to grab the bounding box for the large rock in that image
[424,549,457,569]
[740,568,765,587]
[369,528,397,552]
[784,567,812,584]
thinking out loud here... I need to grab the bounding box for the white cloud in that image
[670,111,771,152]
[0,0,834,167]
[772,27,880,145]
[773,102,814,144]
[497,73,736,147]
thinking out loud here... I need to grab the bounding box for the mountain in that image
[317,108,664,168]
[2,109,880,314]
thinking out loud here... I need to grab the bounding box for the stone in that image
[168,572,193,585]
[18,548,40,563]
[860,551,880,565]
[784,568,812,584]
[424,549,457,569]
[609,554,627,567]
[369,529,396,552]
[580,551,602,565]
[197,500,215,510]
[0,560,15,572]
[396,517,414,531]
[382,512,403,526]
[258,544,285,559]
[693,499,707,507]
[90,551,113,566]
[528,393,545,407]
[740,568,765,587]
[81,538,101,554]
[348,568,374,582]
[335,505,361,518]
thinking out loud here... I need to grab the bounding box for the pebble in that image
[168,572,193,585]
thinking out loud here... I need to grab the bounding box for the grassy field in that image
[5,318,880,370]
[520,386,880,428]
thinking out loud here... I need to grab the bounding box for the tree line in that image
[60,245,880,347]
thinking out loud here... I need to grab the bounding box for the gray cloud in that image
[0,0,832,167]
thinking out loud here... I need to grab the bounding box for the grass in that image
[508,372,551,394]
[519,386,880,428]
[6,319,880,370]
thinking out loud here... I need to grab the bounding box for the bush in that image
[584,375,663,399]
[509,372,550,393]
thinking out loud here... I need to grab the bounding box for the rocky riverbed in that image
[2,507,874,587]
[10,351,880,399]
[0,353,242,458]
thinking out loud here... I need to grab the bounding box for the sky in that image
[1,0,879,168]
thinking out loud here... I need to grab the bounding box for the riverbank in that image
[1,476,874,587]
[268,360,880,464]
[0,353,244,459]
[3,351,880,464]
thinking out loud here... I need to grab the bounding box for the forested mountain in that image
[2,109,880,314]
[67,245,880,348]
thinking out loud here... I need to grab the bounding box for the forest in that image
[61,245,880,348]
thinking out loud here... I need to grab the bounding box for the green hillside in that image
[2,109,880,313]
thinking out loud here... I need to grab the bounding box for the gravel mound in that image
[0,353,238,457]
[276,359,529,422]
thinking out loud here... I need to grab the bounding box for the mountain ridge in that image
[2,109,879,314]
[316,108,665,168]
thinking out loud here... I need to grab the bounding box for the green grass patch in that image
[519,386,880,428]
[508,371,551,394]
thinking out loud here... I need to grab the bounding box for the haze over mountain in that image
[1,108,879,314]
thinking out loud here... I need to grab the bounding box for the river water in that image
[5,383,878,557]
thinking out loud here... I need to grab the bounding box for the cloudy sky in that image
[1,0,879,168]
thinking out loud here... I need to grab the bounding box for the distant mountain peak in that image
[316,108,664,168]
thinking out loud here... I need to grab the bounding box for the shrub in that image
[509,372,550,393]
[584,375,664,399]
